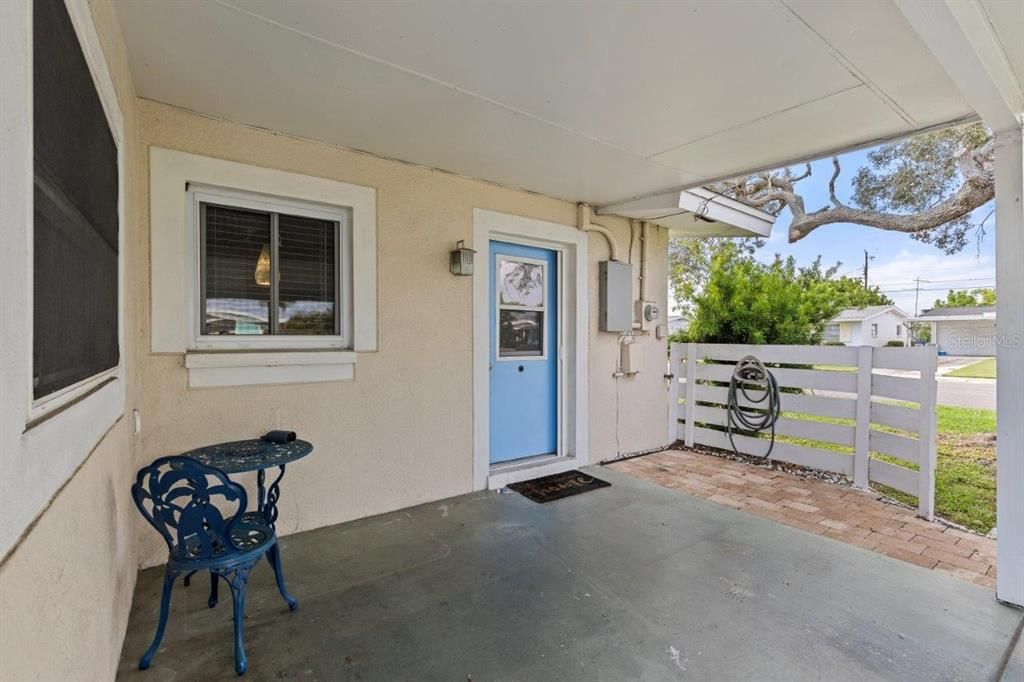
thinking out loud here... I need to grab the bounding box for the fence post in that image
[667,343,682,444]
[684,342,697,447]
[918,346,938,520]
[853,345,872,489]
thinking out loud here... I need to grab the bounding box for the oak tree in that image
[715,122,993,253]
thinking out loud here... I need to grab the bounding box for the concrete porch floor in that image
[117,467,1022,681]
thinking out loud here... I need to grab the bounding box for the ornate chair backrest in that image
[132,456,247,562]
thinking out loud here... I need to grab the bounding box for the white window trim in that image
[0,0,126,559]
[29,0,126,421]
[184,350,356,389]
[149,148,377,388]
[186,184,353,351]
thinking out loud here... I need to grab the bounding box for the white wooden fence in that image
[668,343,938,519]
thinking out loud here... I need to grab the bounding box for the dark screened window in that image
[201,204,337,336]
[33,0,119,399]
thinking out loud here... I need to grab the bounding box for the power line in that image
[876,285,997,294]
[871,277,996,286]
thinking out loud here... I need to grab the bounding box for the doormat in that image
[507,470,610,503]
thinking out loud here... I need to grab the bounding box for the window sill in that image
[184,350,355,389]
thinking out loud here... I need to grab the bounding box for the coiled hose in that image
[726,355,782,458]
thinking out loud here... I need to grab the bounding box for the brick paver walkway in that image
[606,448,997,589]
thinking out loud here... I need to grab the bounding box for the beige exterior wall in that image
[0,420,139,681]
[134,101,670,567]
[0,1,143,680]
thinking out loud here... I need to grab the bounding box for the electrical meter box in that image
[636,300,660,330]
[599,261,633,332]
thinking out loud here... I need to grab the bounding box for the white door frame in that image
[472,208,589,490]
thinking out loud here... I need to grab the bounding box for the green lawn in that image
[811,364,856,373]
[945,358,996,379]
[873,405,996,534]
[767,404,996,533]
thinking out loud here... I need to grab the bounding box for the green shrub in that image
[667,329,691,345]
[885,340,905,347]
[823,341,845,346]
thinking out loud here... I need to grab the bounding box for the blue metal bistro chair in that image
[132,456,294,675]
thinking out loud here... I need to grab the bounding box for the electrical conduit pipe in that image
[577,203,620,262]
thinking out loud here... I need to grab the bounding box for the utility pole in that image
[863,250,875,288]
[914,277,921,316]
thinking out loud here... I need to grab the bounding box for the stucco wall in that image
[134,101,670,567]
[0,1,142,680]
[0,420,139,681]
[862,311,906,347]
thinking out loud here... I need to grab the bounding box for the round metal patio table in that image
[183,438,313,528]
[179,438,313,607]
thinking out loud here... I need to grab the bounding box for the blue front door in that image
[489,241,558,464]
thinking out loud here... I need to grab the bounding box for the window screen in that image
[201,203,338,336]
[33,0,119,399]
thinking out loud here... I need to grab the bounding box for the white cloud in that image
[867,250,995,315]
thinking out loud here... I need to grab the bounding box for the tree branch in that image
[827,156,844,208]
[788,174,993,242]
[791,163,812,183]
[712,123,995,251]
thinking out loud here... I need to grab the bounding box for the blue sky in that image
[748,147,996,316]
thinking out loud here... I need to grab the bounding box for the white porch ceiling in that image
[112,0,1018,207]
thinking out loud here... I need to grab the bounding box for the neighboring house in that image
[911,306,998,356]
[822,306,909,347]
[668,315,689,335]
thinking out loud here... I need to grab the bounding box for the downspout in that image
[577,203,620,261]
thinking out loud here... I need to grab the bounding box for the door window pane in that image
[203,205,271,335]
[500,310,544,356]
[499,260,544,306]
[278,214,336,335]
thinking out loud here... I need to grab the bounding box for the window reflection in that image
[203,205,271,335]
[500,310,543,356]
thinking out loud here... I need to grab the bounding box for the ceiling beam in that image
[895,0,1022,132]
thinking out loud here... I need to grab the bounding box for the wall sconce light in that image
[449,240,476,276]
[254,244,271,287]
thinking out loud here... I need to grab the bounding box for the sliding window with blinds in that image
[201,202,340,338]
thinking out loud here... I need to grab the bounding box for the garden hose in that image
[726,355,782,458]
